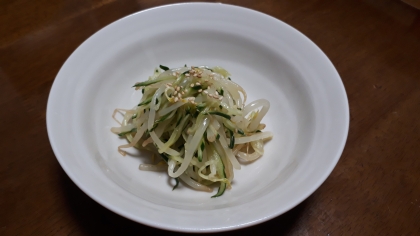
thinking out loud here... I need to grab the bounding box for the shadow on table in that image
[59,168,307,235]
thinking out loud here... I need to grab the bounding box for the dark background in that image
[1,0,419,235]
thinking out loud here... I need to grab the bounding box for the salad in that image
[111,65,272,197]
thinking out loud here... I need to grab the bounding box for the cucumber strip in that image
[207,111,231,120]
[175,114,183,127]
[159,153,169,162]
[138,97,152,106]
[217,88,224,96]
[197,139,205,162]
[118,128,137,137]
[197,149,202,162]
[155,111,173,124]
[228,130,235,149]
[211,151,227,198]
[159,65,170,71]
[172,178,179,191]
[149,111,170,132]
[212,182,226,198]
[134,79,167,87]
[196,103,206,112]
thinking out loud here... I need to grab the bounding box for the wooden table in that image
[1,0,419,235]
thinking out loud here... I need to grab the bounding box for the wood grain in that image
[1,0,419,235]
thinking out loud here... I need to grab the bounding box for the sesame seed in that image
[204,79,208,82]
[172,72,176,76]
[181,91,185,95]
[203,90,208,94]
[168,83,172,86]
[198,89,202,92]
[176,87,180,91]
[174,97,179,102]
[219,96,223,100]
[184,89,188,93]
[215,91,219,95]
[214,95,219,99]
[174,91,178,95]
[178,93,182,98]
[185,73,190,76]
[190,83,194,87]
[196,82,200,86]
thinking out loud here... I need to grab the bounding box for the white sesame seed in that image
[198,89,202,92]
[168,83,172,86]
[219,96,223,100]
[178,93,182,98]
[174,97,179,102]
[215,91,219,95]
[184,89,188,93]
[185,73,190,76]
[214,95,219,99]
[174,91,178,95]
[190,83,194,87]
[176,87,180,91]
[196,82,200,86]
[203,90,208,94]
[204,79,208,82]
[172,72,176,76]
[181,91,185,95]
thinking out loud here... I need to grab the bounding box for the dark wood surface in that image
[1,0,420,235]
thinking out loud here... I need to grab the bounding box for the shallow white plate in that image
[47,3,349,233]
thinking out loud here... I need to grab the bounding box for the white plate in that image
[47,3,349,233]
